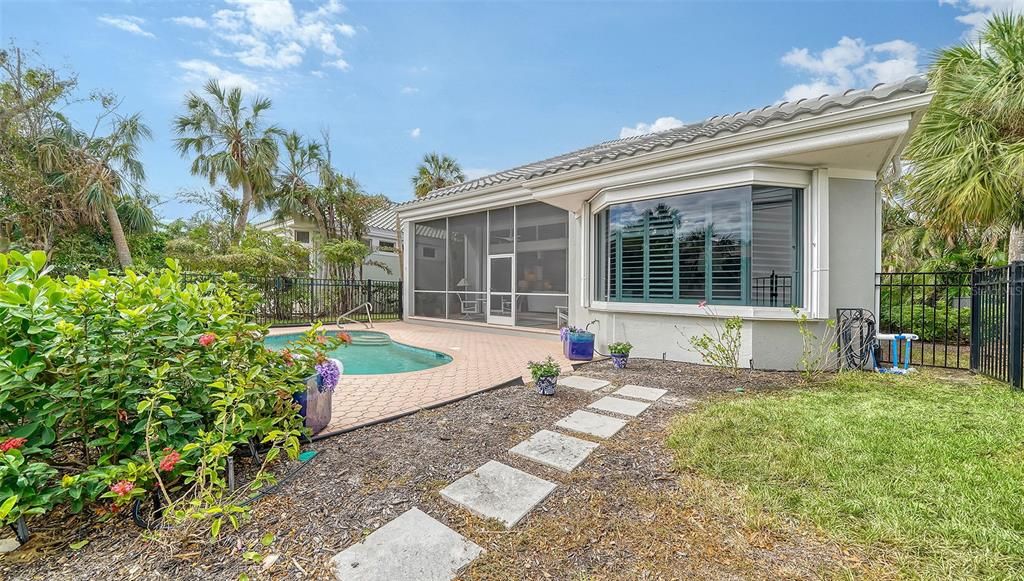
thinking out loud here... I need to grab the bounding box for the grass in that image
[668,371,1024,578]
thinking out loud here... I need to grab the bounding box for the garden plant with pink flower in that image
[0,251,337,536]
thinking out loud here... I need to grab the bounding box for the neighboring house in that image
[255,205,400,281]
[395,77,933,370]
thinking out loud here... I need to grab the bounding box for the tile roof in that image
[402,76,928,206]
[366,204,397,232]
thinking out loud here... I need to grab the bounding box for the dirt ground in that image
[1,359,889,580]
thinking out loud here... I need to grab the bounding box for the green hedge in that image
[879,303,970,344]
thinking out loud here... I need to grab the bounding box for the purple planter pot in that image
[611,353,629,369]
[535,375,557,396]
[293,373,333,436]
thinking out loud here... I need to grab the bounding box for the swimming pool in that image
[264,331,452,375]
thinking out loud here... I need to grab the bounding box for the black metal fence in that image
[969,265,1022,387]
[875,271,972,370]
[752,272,794,307]
[186,275,403,327]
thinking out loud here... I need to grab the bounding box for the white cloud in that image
[619,116,685,138]
[311,70,325,78]
[942,0,1024,35]
[410,128,421,138]
[326,58,351,71]
[186,0,358,71]
[170,16,208,29]
[464,168,494,180]
[238,40,305,69]
[780,36,920,102]
[178,59,260,93]
[400,86,419,94]
[98,15,155,38]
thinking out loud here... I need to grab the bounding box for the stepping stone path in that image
[613,384,667,401]
[440,460,557,528]
[330,507,482,581]
[330,380,663,580]
[556,409,628,438]
[588,395,652,417]
[557,375,610,392]
[509,429,600,472]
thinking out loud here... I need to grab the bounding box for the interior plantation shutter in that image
[646,204,678,300]
[618,218,645,300]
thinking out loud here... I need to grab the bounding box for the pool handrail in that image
[337,302,374,329]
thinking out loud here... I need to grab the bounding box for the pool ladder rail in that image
[337,302,375,330]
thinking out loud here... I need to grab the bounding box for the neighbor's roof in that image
[366,204,397,232]
[404,76,929,206]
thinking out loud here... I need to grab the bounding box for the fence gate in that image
[876,264,1024,389]
[970,264,1024,389]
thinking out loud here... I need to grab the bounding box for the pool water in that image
[264,331,452,375]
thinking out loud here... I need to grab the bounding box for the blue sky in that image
[1,0,1009,220]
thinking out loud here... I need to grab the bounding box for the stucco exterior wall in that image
[827,177,876,314]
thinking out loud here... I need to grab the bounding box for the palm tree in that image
[173,80,281,245]
[272,131,329,239]
[904,13,1024,260]
[411,152,464,198]
[37,113,154,267]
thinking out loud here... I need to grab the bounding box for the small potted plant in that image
[527,356,561,396]
[608,341,633,369]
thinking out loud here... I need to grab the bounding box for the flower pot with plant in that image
[608,341,633,369]
[527,356,561,396]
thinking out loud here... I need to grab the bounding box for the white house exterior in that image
[255,206,400,281]
[396,77,933,369]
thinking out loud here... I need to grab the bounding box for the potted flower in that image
[527,356,561,396]
[289,328,351,435]
[608,341,633,369]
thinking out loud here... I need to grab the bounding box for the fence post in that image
[365,279,372,309]
[1009,262,1024,390]
[970,269,981,371]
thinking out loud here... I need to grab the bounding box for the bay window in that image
[595,185,801,307]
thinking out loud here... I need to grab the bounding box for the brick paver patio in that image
[270,321,571,436]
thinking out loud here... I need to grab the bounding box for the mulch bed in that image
[1,360,887,580]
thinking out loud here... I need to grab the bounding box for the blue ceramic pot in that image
[536,375,557,396]
[611,353,629,369]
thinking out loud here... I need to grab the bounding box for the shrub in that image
[0,250,339,535]
[879,303,971,344]
[684,302,743,375]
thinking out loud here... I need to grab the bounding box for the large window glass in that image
[597,185,800,307]
[411,203,569,328]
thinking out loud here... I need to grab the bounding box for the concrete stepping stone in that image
[555,409,628,439]
[440,460,557,528]
[588,396,651,417]
[330,507,482,581]
[509,429,600,472]
[557,375,610,392]
[613,384,667,402]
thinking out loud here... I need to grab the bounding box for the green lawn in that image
[668,371,1024,578]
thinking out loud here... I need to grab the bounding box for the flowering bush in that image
[0,250,337,534]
